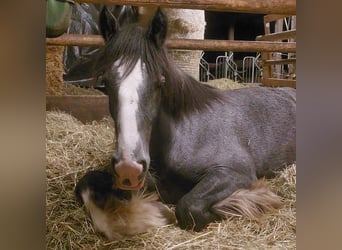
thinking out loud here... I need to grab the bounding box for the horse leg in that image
[175,164,257,231]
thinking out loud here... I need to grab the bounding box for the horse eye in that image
[157,75,166,88]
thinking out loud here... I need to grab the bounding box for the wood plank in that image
[256,30,296,41]
[74,0,296,15]
[46,95,110,123]
[261,78,296,88]
[264,14,289,24]
[263,58,296,65]
[46,34,296,52]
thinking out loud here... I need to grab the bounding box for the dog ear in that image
[147,8,168,48]
[99,6,119,42]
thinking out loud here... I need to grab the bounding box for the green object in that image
[46,0,74,38]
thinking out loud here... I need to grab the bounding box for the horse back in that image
[157,86,295,176]
[228,87,296,177]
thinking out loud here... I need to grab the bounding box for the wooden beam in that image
[46,34,296,52]
[263,58,296,65]
[74,0,296,15]
[264,14,290,24]
[166,39,296,52]
[46,34,105,47]
[256,30,296,41]
[261,78,296,88]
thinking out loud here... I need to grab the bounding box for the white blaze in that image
[116,59,144,159]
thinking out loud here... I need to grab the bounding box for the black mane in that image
[95,13,224,120]
[161,62,224,119]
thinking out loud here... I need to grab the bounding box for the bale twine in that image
[46,45,65,95]
[165,9,205,80]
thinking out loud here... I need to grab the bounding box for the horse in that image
[94,6,296,231]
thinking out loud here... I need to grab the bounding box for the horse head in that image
[97,6,168,190]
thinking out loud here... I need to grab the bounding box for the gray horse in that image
[95,7,296,231]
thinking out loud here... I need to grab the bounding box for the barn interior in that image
[204,12,264,65]
[46,3,296,249]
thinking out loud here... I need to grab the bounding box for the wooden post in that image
[227,25,235,60]
[288,16,296,77]
[274,19,283,78]
[228,25,235,41]
[260,15,272,80]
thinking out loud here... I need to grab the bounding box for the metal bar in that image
[46,34,105,47]
[46,34,296,52]
[74,0,296,15]
[167,39,296,52]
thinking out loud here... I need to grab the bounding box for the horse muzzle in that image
[113,159,146,190]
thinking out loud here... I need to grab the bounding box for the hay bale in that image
[46,45,104,96]
[46,109,296,249]
[165,9,205,80]
[46,45,65,95]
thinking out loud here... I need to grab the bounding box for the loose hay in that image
[46,110,296,249]
[46,80,296,249]
[205,78,260,90]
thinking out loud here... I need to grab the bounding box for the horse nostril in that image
[111,155,119,168]
[122,178,131,186]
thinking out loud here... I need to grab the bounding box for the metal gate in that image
[242,54,262,83]
[215,52,242,82]
[199,52,215,82]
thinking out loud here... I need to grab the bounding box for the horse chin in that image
[116,178,145,191]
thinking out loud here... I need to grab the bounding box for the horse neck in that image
[161,62,223,120]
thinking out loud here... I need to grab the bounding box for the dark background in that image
[204,11,264,63]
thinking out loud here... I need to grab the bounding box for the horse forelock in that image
[95,24,163,82]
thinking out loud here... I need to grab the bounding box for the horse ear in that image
[99,6,119,42]
[148,8,168,47]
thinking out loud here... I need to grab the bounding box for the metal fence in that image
[215,52,242,82]
[242,54,262,83]
[199,52,215,82]
[199,52,263,83]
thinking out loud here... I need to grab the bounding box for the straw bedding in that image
[46,80,296,249]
